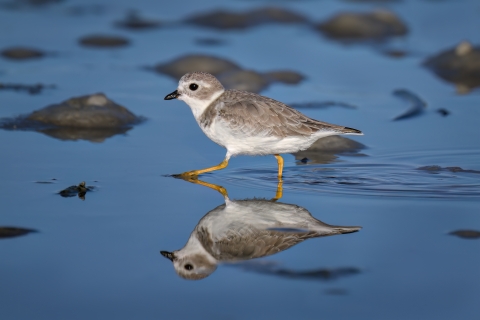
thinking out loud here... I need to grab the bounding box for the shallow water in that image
[1,0,479,319]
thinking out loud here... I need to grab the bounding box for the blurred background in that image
[0,0,479,319]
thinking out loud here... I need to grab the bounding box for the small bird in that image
[160,181,361,280]
[165,72,363,178]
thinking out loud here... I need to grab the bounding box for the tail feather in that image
[342,127,363,135]
[333,226,362,234]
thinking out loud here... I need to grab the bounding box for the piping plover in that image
[165,72,363,179]
[160,180,361,280]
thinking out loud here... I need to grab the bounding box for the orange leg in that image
[274,154,284,180]
[179,158,229,177]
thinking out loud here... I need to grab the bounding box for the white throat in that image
[176,232,217,263]
[179,89,224,120]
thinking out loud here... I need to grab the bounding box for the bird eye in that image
[184,264,194,270]
[189,83,198,91]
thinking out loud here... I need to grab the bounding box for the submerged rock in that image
[0,93,144,142]
[79,35,130,48]
[153,54,304,93]
[317,10,408,40]
[0,227,37,239]
[185,7,308,30]
[114,10,162,30]
[449,230,480,239]
[1,47,45,60]
[59,181,94,200]
[423,41,480,94]
[293,136,366,164]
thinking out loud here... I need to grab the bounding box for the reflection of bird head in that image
[160,235,217,280]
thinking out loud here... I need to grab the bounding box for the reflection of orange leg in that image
[177,176,229,198]
[274,154,284,180]
[272,180,283,202]
[179,158,229,177]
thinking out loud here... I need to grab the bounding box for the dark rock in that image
[185,7,308,30]
[449,230,480,239]
[0,82,55,95]
[27,93,140,128]
[317,10,408,40]
[0,227,37,239]
[59,181,94,200]
[154,54,242,80]
[423,41,480,94]
[114,10,162,30]
[1,47,45,60]
[153,54,304,93]
[79,35,130,48]
[0,93,143,142]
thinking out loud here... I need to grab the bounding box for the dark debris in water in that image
[0,226,37,239]
[35,178,57,184]
[1,47,45,60]
[437,108,450,116]
[449,230,480,239]
[59,181,95,200]
[79,35,130,48]
[114,10,162,30]
[0,82,55,95]
[417,166,480,174]
[232,261,361,281]
[392,89,427,121]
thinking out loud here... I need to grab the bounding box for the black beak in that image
[164,90,179,100]
[160,251,175,261]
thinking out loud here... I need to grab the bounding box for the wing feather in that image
[212,90,357,138]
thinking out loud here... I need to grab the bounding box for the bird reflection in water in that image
[160,178,361,280]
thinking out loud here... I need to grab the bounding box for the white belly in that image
[200,120,339,157]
